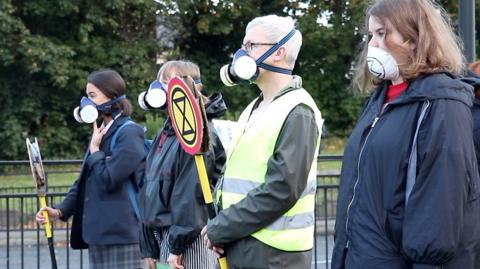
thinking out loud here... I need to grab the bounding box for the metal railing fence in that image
[0,156,342,269]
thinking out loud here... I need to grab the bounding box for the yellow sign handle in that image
[218,257,228,269]
[40,196,53,238]
[194,155,228,269]
[194,155,213,204]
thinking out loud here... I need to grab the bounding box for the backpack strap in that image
[405,100,431,207]
[110,120,141,220]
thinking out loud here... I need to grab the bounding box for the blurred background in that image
[1,0,476,161]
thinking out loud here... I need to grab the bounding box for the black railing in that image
[0,157,341,269]
[0,192,87,269]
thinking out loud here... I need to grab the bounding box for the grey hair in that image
[246,15,302,68]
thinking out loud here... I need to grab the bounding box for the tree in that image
[154,0,366,135]
[295,1,366,134]
[151,0,475,136]
[0,0,158,159]
[0,0,475,159]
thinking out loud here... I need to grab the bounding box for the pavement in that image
[1,231,334,269]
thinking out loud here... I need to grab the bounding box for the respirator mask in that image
[220,28,297,87]
[138,78,202,110]
[366,46,400,81]
[138,80,167,110]
[73,95,126,123]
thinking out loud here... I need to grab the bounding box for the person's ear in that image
[274,47,287,62]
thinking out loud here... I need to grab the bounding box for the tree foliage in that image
[153,0,475,135]
[155,0,368,135]
[0,0,158,159]
[0,0,475,159]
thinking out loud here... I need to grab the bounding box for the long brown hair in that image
[157,60,208,103]
[87,69,133,115]
[353,0,465,94]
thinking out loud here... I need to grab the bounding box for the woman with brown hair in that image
[332,1,480,268]
[36,69,146,269]
[138,60,226,269]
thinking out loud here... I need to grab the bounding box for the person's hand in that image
[201,226,224,258]
[212,245,225,258]
[144,258,156,269]
[36,206,62,224]
[201,226,212,249]
[89,122,107,153]
[167,253,184,269]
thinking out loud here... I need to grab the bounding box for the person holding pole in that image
[331,1,480,268]
[36,69,146,269]
[201,15,323,269]
[138,60,226,269]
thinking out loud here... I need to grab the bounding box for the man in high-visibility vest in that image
[201,14,324,269]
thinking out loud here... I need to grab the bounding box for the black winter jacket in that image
[332,72,480,269]
[473,98,480,175]
[463,72,480,177]
[139,93,226,257]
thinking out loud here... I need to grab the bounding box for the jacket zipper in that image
[345,104,389,248]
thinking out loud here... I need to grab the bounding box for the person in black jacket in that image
[331,1,480,269]
[469,61,480,174]
[138,60,226,269]
[36,69,146,269]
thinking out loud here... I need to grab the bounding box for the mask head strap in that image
[80,96,95,108]
[149,80,166,91]
[255,28,297,65]
[96,94,126,112]
[257,63,293,75]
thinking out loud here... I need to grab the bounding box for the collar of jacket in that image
[102,115,131,141]
[254,75,304,109]
[162,118,176,137]
[205,92,227,119]
[461,69,480,97]
[474,98,480,107]
[371,71,475,110]
[164,92,227,133]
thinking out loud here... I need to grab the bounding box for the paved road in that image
[1,232,334,269]
[0,230,89,269]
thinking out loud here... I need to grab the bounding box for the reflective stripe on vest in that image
[223,177,317,199]
[221,82,323,251]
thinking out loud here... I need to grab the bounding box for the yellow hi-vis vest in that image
[221,84,323,251]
